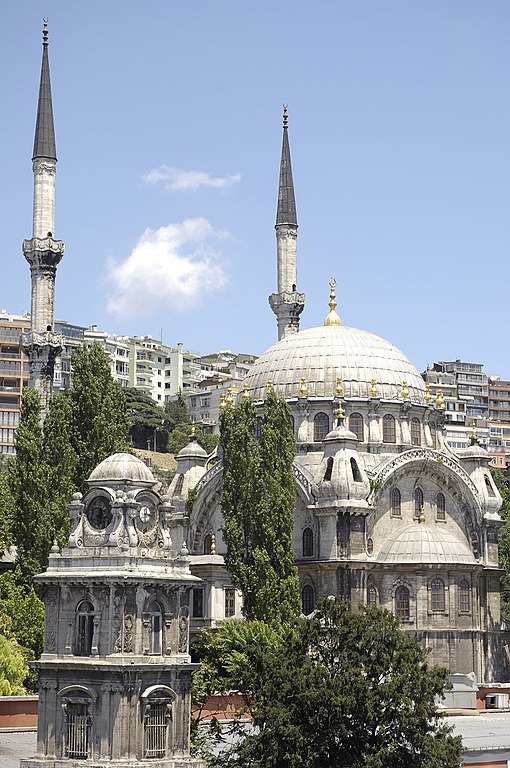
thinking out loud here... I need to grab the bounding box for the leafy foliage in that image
[69,342,130,490]
[167,422,219,455]
[201,599,462,768]
[0,634,29,695]
[492,467,510,618]
[125,387,167,450]
[220,389,300,622]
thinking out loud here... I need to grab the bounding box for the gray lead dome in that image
[244,324,427,402]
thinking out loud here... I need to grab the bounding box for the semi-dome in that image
[245,325,426,402]
[378,523,476,565]
[87,452,155,486]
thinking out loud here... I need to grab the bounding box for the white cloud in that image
[143,164,241,191]
[107,218,228,318]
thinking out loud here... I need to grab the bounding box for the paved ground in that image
[0,730,36,768]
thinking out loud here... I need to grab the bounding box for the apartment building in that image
[128,337,201,403]
[0,313,30,455]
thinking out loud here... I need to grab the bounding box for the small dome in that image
[87,452,155,485]
[178,438,208,459]
[244,325,426,402]
[378,523,476,565]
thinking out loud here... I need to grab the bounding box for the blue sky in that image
[2,2,510,377]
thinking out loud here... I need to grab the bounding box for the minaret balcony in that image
[23,236,65,268]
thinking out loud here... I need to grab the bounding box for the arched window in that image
[64,696,93,759]
[459,578,470,613]
[436,492,446,521]
[301,585,315,615]
[383,414,396,443]
[430,578,446,612]
[349,412,364,442]
[302,527,314,557]
[395,586,410,621]
[430,421,437,450]
[324,456,333,481]
[411,418,421,446]
[314,412,330,442]
[173,473,184,497]
[367,584,378,608]
[254,417,262,441]
[350,457,362,482]
[75,601,94,657]
[143,689,173,759]
[203,534,212,555]
[485,475,496,497]
[149,602,163,655]
[390,487,401,517]
[414,487,424,519]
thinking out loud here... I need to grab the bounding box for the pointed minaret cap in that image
[276,105,297,227]
[33,19,57,161]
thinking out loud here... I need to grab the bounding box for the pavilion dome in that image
[87,452,156,486]
[244,324,426,403]
[378,523,476,565]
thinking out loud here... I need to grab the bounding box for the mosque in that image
[22,21,510,766]
[172,111,509,683]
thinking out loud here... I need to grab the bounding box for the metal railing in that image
[144,703,167,758]
[66,714,91,759]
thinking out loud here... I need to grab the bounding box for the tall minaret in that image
[22,20,65,421]
[269,106,305,340]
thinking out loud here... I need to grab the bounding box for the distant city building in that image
[128,337,201,403]
[488,379,510,469]
[422,360,490,450]
[0,312,30,455]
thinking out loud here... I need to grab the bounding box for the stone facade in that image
[22,453,204,768]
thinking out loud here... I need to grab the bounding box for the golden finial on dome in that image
[424,383,431,405]
[335,376,343,398]
[211,534,217,554]
[242,382,250,401]
[219,393,227,410]
[267,380,274,394]
[336,401,345,420]
[299,377,308,398]
[436,389,445,410]
[324,278,342,327]
[225,388,234,407]
[471,419,477,443]
[190,421,196,438]
[370,378,378,398]
[401,380,409,401]
[418,506,425,524]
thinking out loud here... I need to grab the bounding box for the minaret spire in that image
[22,20,65,422]
[269,106,305,340]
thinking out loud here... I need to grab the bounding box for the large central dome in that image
[245,325,426,402]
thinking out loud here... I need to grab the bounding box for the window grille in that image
[430,578,446,612]
[390,487,401,516]
[395,586,410,621]
[65,703,91,760]
[459,579,470,613]
[301,585,315,615]
[414,488,423,519]
[144,702,168,759]
[173,474,184,496]
[349,412,364,441]
[224,588,236,618]
[367,584,378,607]
[302,527,314,557]
[314,412,330,441]
[411,418,421,446]
[193,588,204,618]
[75,601,94,656]
[383,414,396,443]
[436,492,446,520]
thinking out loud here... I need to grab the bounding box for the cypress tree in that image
[220,389,300,622]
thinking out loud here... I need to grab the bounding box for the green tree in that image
[0,634,28,695]
[492,467,510,618]
[125,387,167,451]
[69,342,130,490]
[207,599,461,768]
[167,422,219,455]
[164,392,190,430]
[220,389,300,622]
